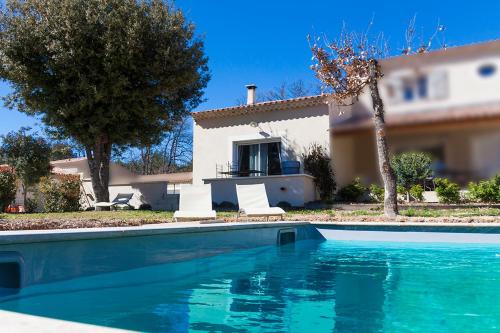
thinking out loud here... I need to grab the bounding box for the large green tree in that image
[1,129,51,203]
[0,0,209,201]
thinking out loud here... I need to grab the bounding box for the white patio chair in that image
[173,184,216,222]
[236,184,285,221]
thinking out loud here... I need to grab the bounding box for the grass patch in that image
[400,207,500,218]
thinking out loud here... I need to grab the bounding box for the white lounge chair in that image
[95,193,134,211]
[236,184,285,221]
[173,184,217,222]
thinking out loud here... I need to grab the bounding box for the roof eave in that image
[192,95,328,121]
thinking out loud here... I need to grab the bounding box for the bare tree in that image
[309,27,398,217]
[287,80,311,98]
[119,118,193,175]
[236,80,316,105]
[160,117,193,173]
[310,19,445,217]
[262,82,288,101]
[402,15,447,55]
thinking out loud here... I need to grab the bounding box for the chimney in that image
[246,84,257,105]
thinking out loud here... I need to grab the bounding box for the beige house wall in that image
[332,120,500,187]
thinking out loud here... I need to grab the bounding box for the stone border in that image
[1,220,500,245]
[0,310,130,332]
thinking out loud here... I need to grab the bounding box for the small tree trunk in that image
[86,134,112,203]
[22,183,28,206]
[368,60,398,217]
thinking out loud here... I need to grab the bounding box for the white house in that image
[5,158,192,211]
[51,157,192,210]
[192,92,329,207]
[192,40,500,206]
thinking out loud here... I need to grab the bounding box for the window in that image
[478,64,496,77]
[403,84,414,101]
[237,141,282,176]
[417,76,428,98]
[402,76,428,102]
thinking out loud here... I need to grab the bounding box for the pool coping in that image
[0,310,131,332]
[0,221,499,245]
[0,221,311,245]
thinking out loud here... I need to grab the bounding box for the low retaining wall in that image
[204,174,317,207]
[0,222,320,288]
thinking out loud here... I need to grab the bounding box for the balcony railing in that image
[216,161,301,178]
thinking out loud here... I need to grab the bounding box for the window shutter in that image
[384,76,404,104]
[428,70,448,100]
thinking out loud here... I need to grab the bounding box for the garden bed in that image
[0,207,499,231]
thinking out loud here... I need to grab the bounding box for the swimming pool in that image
[1,238,499,332]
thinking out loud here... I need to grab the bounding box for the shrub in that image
[39,175,81,212]
[0,169,17,212]
[434,178,461,204]
[138,203,152,210]
[468,175,500,203]
[24,197,38,213]
[397,185,407,195]
[302,143,336,201]
[391,152,432,190]
[216,201,237,210]
[338,178,367,202]
[369,184,384,203]
[409,184,424,202]
[276,201,292,209]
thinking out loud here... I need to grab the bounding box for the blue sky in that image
[1,0,499,135]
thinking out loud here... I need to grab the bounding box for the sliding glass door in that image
[237,141,282,176]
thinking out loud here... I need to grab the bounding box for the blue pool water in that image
[1,239,499,332]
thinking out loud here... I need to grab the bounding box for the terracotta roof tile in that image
[133,172,192,184]
[192,95,328,120]
[332,102,500,134]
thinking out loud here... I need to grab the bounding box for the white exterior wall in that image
[53,159,139,186]
[193,104,330,206]
[193,104,330,184]
[334,54,500,122]
[204,174,317,207]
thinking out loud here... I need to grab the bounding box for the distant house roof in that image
[0,164,12,172]
[380,39,500,70]
[133,172,192,184]
[50,157,88,165]
[332,102,500,134]
[50,157,192,184]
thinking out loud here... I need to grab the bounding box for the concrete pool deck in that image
[0,310,131,332]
